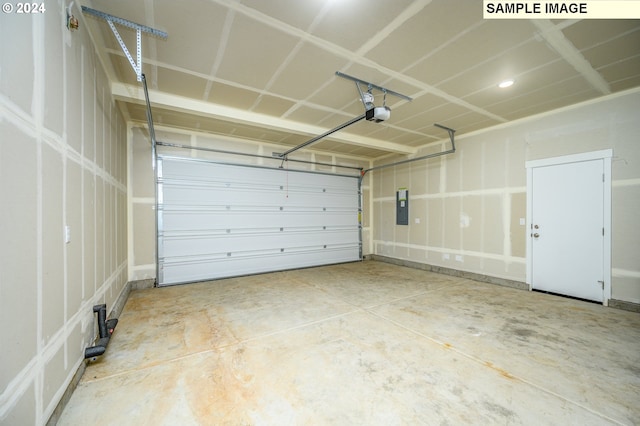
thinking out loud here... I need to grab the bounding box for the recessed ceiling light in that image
[498,79,515,89]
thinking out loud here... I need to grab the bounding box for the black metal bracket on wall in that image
[84,304,118,359]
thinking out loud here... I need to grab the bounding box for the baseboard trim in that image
[45,359,86,426]
[367,254,529,291]
[608,299,640,313]
[130,278,156,291]
[367,255,640,313]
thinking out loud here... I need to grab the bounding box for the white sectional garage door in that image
[157,156,361,286]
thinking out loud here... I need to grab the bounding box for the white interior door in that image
[530,159,604,302]
[157,156,361,286]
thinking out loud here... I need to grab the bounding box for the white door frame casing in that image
[526,149,613,305]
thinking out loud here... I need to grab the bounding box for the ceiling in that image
[81,0,640,160]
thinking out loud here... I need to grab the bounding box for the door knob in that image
[533,233,540,238]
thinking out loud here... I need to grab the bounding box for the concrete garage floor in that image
[58,261,640,425]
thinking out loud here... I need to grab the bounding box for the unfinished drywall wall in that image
[372,137,527,280]
[371,88,640,305]
[0,6,127,425]
[128,125,371,282]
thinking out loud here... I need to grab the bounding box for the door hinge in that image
[602,173,605,182]
[598,280,604,289]
[602,228,605,236]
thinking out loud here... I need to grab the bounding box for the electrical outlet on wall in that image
[519,218,526,226]
[455,255,464,262]
[415,218,420,224]
[443,253,450,260]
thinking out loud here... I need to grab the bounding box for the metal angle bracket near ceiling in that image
[336,71,413,110]
[81,6,168,82]
[81,6,168,157]
[273,72,414,160]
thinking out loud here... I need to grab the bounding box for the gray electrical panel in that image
[396,188,408,225]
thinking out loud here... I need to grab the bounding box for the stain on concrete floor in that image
[59,261,640,425]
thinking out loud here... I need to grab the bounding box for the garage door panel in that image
[161,161,356,192]
[161,211,357,230]
[162,186,357,209]
[157,156,361,285]
[162,186,281,207]
[162,243,359,266]
[162,229,359,256]
[160,244,359,285]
